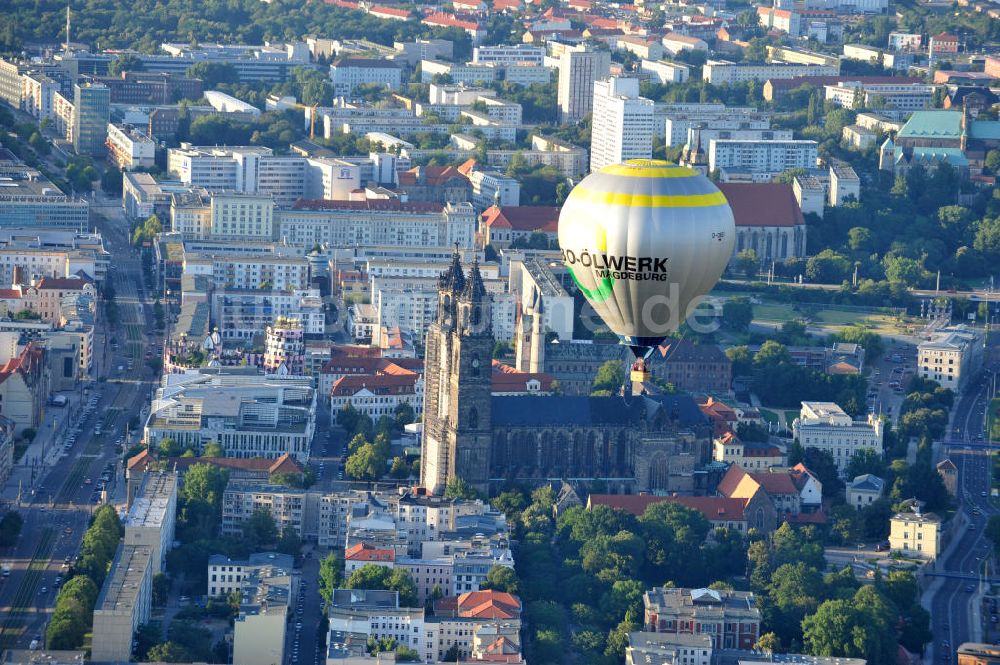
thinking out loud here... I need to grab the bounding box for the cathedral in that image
[420,254,714,496]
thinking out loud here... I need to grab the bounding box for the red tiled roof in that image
[436,590,522,619]
[494,0,521,10]
[786,510,827,525]
[716,465,748,497]
[481,205,560,233]
[423,11,481,30]
[345,542,396,562]
[490,360,554,392]
[751,472,798,495]
[36,276,91,290]
[699,397,737,420]
[717,183,805,228]
[743,446,783,458]
[369,4,412,17]
[588,494,748,520]
[127,448,155,471]
[0,289,22,299]
[933,32,959,41]
[330,373,419,397]
[292,199,443,213]
[166,453,305,476]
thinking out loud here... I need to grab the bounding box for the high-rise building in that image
[72,82,110,156]
[590,77,655,172]
[557,45,611,123]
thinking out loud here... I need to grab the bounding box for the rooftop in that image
[124,472,177,529]
[897,110,963,140]
[717,183,805,228]
[95,544,153,614]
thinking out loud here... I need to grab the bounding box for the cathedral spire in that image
[462,257,486,301]
[439,246,466,292]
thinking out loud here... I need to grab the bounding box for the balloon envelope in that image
[558,160,735,350]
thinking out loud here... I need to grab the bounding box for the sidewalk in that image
[0,391,82,504]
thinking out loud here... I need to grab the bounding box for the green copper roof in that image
[898,111,963,139]
[900,146,969,166]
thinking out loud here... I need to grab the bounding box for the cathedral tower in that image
[420,253,494,495]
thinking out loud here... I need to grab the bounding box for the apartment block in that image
[641,59,690,84]
[702,61,838,85]
[123,471,178,574]
[330,58,402,98]
[824,81,936,112]
[889,508,941,560]
[590,77,654,173]
[106,123,155,171]
[223,484,309,537]
[233,560,297,665]
[557,45,612,122]
[708,139,818,177]
[207,552,295,597]
[472,44,545,66]
[91,545,153,664]
[662,104,770,148]
[211,288,324,340]
[276,200,476,250]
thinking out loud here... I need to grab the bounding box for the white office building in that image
[640,59,690,84]
[661,104,771,148]
[590,77,655,173]
[702,60,838,85]
[792,401,885,477]
[473,45,545,66]
[824,81,937,113]
[329,58,402,98]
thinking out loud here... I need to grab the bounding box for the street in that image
[930,366,1000,664]
[0,193,157,650]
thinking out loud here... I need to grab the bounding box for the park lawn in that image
[753,304,798,323]
[784,410,800,425]
[814,309,872,326]
[759,409,779,425]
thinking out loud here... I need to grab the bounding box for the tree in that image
[345,442,385,481]
[592,359,625,394]
[132,214,162,245]
[845,448,887,479]
[146,641,192,663]
[201,442,224,458]
[756,632,782,655]
[723,297,753,332]
[726,346,753,376]
[396,645,421,662]
[806,250,851,283]
[152,572,169,607]
[319,553,342,609]
[986,515,1000,555]
[242,508,279,548]
[346,564,419,607]
[444,476,480,500]
[394,402,415,430]
[277,528,303,556]
[0,511,23,547]
[733,249,759,279]
[482,565,518,594]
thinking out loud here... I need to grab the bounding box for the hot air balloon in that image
[558,159,735,388]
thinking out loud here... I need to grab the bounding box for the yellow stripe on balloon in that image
[570,187,728,208]
[600,163,699,178]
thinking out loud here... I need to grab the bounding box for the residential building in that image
[207,552,295,597]
[792,402,885,477]
[327,589,426,653]
[757,7,802,35]
[0,58,26,108]
[105,123,155,171]
[557,44,611,122]
[702,61,838,85]
[0,417,13,485]
[763,75,924,103]
[829,161,860,206]
[641,59,690,84]
[709,139,818,180]
[123,471,178,574]
[662,33,708,56]
[0,342,48,435]
[627,633,714,665]
[929,32,959,61]
[662,104,771,148]
[888,32,922,51]
[889,507,942,559]
[590,77,655,173]
[21,72,60,121]
[472,45,545,66]
[330,58,402,98]
[329,373,424,421]
[642,587,761,649]
[618,36,664,61]
[846,473,884,509]
[917,325,984,392]
[210,288,324,340]
[824,81,936,114]
[419,60,497,85]
[277,200,476,250]
[223,484,308,537]
[72,82,110,156]
[233,559,297,665]
[144,368,317,461]
[717,464,823,520]
[793,175,827,218]
[90,545,153,664]
[426,591,522,662]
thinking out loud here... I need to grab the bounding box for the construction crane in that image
[291,102,320,140]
